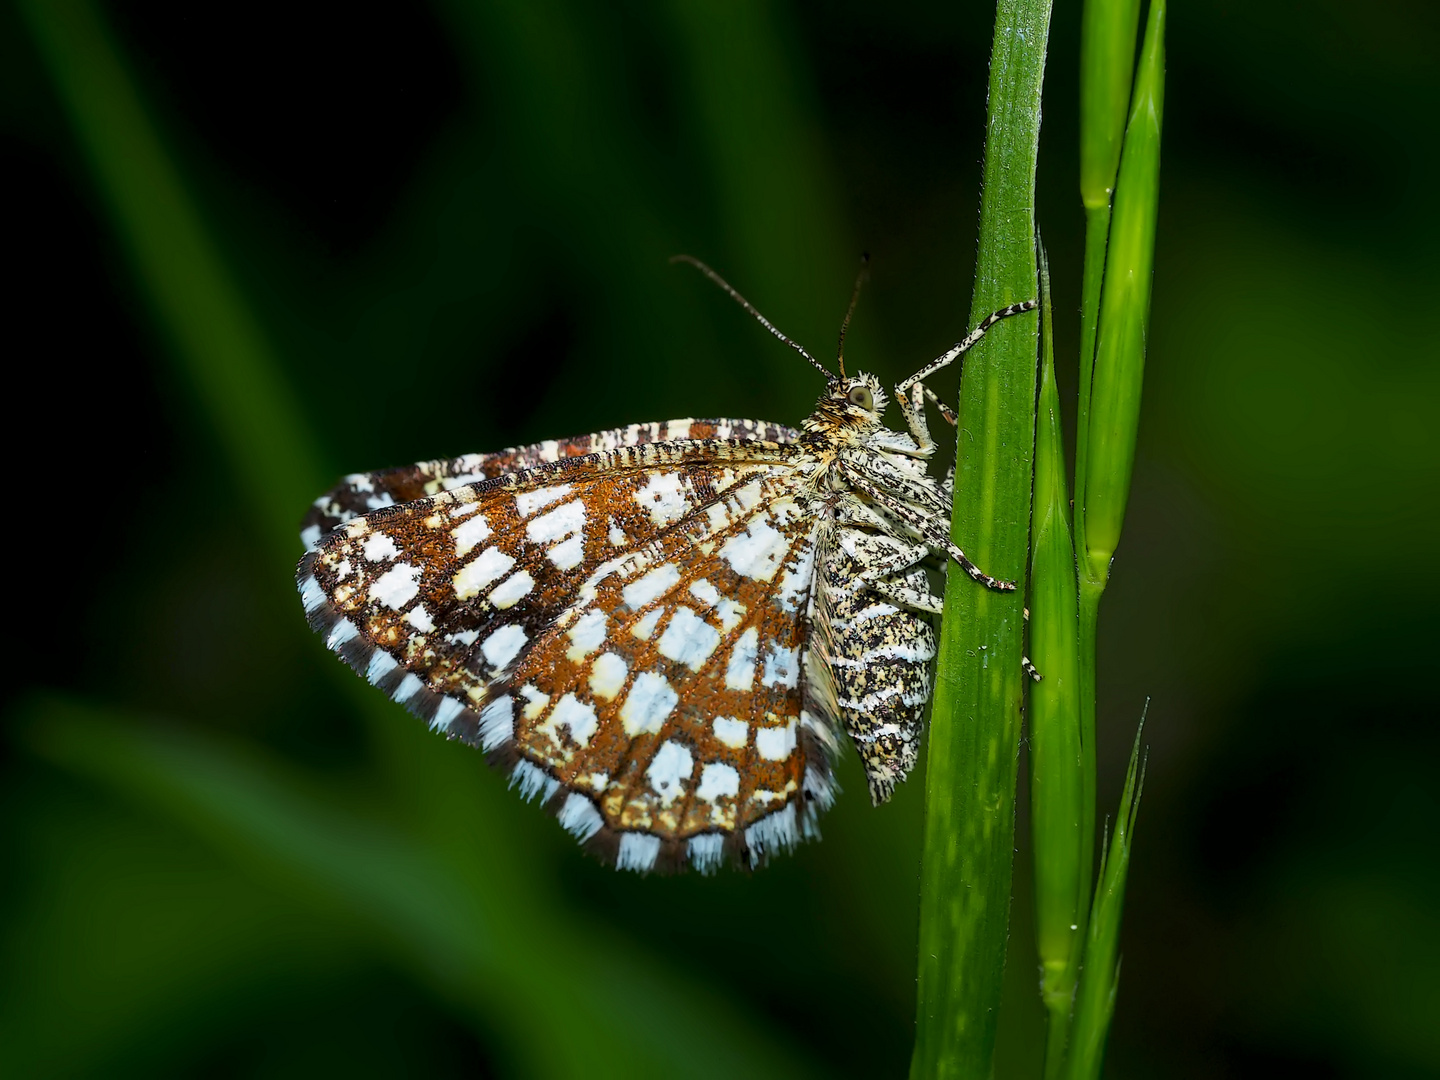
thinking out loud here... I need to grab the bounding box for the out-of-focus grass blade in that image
[1029,244,1085,1080]
[1064,713,1146,1080]
[16,0,327,568]
[17,694,819,1080]
[911,0,1051,1076]
[1082,0,1166,579]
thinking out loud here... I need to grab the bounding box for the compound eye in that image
[848,385,875,410]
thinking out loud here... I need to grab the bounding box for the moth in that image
[297,258,1035,873]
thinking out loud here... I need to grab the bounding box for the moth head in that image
[830,373,887,424]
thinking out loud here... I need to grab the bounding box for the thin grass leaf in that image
[1029,244,1085,1079]
[1073,0,1147,556]
[17,694,820,1080]
[1082,0,1166,578]
[1065,712,1147,1080]
[911,1,1051,1075]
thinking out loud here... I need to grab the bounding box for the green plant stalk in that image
[1065,717,1146,1080]
[910,0,1051,1075]
[1074,0,1165,906]
[1071,0,1148,972]
[1029,245,1085,1080]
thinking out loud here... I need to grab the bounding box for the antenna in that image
[836,252,869,379]
[670,255,832,380]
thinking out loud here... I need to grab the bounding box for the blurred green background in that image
[3,1,1437,1076]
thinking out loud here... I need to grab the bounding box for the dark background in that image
[3,1,1437,1077]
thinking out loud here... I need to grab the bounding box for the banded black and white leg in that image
[894,300,1039,454]
[839,468,1015,593]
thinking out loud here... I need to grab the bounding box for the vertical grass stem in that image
[910,1,1051,1075]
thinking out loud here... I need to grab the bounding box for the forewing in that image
[297,438,833,873]
[301,417,800,547]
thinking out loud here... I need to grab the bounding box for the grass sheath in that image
[910,0,1051,1076]
[1030,246,1085,1080]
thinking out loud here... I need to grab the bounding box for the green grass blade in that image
[16,0,327,568]
[18,695,820,1080]
[1065,713,1147,1080]
[1030,245,1085,1079]
[1074,0,1142,551]
[1079,0,1145,211]
[910,1,1051,1075]
[1082,0,1166,578]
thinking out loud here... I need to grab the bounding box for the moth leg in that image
[864,575,944,615]
[894,300,1038,450]
[842,473,1015,593]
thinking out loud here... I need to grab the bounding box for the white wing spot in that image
[511,760,559,803]
[299,575,326,613]
[588,652,628,701]
[405,604,436,632]
[761,642,800,688]
[526,499,585,545]
[619,672,679,736]
[565,608,607,662]
[719,514,789,581]
[453,513,492,557]
[755,719,797,762]
[634,471,691,526]
[696,762,740,801]
[712,716,749,749]
[777,535,817,612]
[392,673,423,704]
[622,562,680,610]
[362,531,399,561]
[725,627,759,691]
[630,608,663,641]
[369,563,421,610]
[546,534,585,571]
[646,739,694,806]
[481,625,528,671]
[542,693,599,748]
[516,484,573,517]
[489,570,535,608]
[517,683,550,720]
[656,606,722,671]
[454,547,514,600]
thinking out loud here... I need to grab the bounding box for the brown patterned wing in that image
[301,417,801,548]
[296,437,836,873]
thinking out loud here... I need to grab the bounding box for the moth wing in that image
[297,439,835,873]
